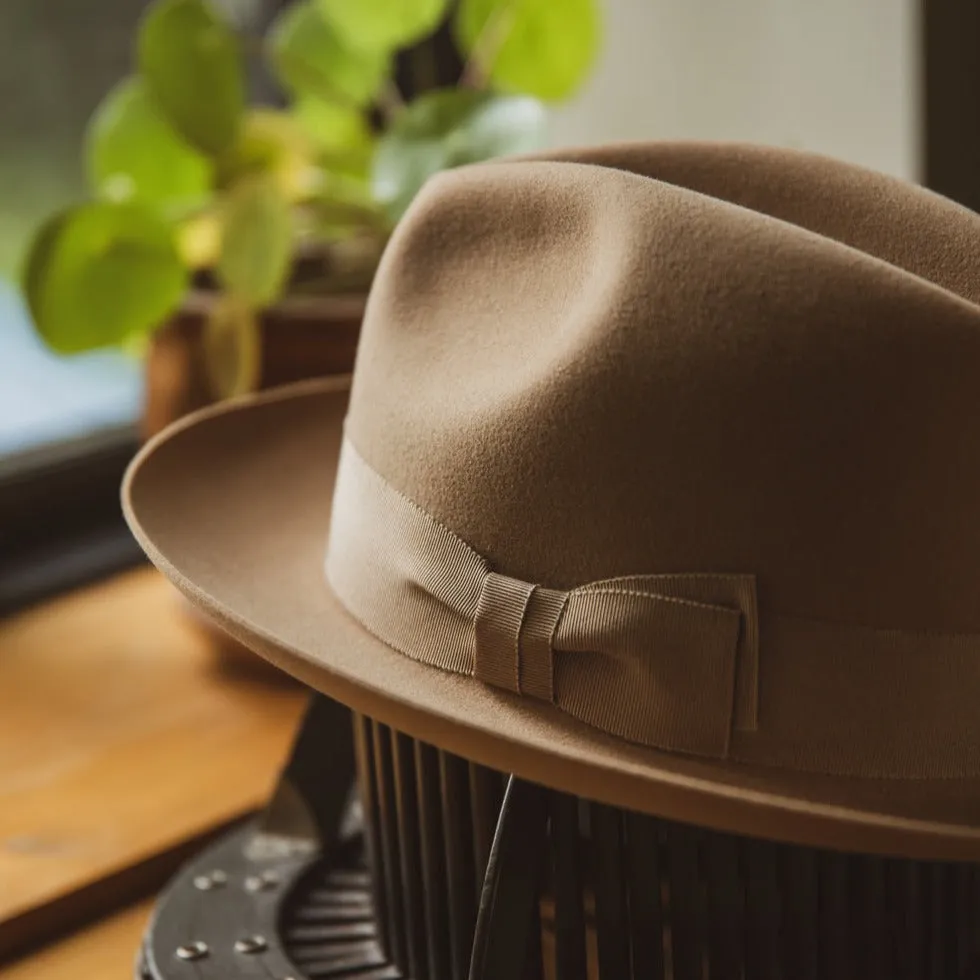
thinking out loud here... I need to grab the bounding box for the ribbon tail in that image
[553,586,745,758]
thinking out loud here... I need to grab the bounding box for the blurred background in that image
[0,0,924,458]
[0,0,975,605]
[7,0,980,609]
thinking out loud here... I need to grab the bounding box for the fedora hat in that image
[124,141,980,861]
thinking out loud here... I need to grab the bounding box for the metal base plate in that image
[136,819,398,980]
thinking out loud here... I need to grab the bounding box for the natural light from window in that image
[0,0,145,461]
[0,281,141,456]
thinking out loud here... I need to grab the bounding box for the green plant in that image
[21,0,601,396]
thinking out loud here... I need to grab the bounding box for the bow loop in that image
[555,585,744,756]
[473,577,568,701]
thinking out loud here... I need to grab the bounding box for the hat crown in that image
[346,143,980,634]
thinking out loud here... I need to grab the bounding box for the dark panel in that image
[924,0,980,210]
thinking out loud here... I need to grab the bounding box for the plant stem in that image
[410,37,437,96]
[459,1,516,90]
[378,80,405,126]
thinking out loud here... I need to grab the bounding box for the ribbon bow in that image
[326,440,759,759]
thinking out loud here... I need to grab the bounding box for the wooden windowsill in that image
[0,567,308,967]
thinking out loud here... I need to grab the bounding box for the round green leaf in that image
[292,98,375,177]
[455,0,600,101]
[23,202,187,353]
[316,0,449,51]
[269,1,389,107]
[22,212,69,331]
[293,99,372,153]
[86,76,212,209]
[371,88,545,220]
[217,177,292,306]
[138,0,244,155]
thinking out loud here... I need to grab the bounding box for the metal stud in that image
[234,934,269,954]
[175,941,209,961]
[193,870,227,891]
[244,869,280,892]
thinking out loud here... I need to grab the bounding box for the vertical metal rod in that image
[521,886,544,980]
[779,845,817,980]
[591,803,630,980]
[817,851,850,980]
[392,732,428,979]
[956,863,977,975]
[467,778,548,980]
[893,859,926,980]
[854,855,887,980]
[416,741,453,980]
[551,794,587,980]
[352,713,389,955]
[744,839,781,980]
[927,863,953,980]
[705,830,743,980]
[665,822,705,980]
[470,764,505,884]
[626,810,665,980]
[371,720,407,971]
[441,750,478,980]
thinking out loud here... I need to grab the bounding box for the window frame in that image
[923,0,980,211]
[0,425,144,615]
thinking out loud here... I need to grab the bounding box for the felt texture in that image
[123,143,980,855]
[349,143,980,632]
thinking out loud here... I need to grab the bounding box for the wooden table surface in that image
[0,900,154,980]
[0,568,308,975]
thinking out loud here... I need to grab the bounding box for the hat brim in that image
[123,378,980,861]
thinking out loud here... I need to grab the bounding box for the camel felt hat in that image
[124,142,980,861]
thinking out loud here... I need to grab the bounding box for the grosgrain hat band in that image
[325,437,980,780]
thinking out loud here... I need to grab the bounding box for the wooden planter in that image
[143,290,366,439]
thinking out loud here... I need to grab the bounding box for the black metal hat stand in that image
[137,694,980,980]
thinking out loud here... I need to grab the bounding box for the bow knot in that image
[471,571,758,757]
[474,573,567,700]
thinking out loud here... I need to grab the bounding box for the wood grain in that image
[0,567,307,960]
[0,898,153,980]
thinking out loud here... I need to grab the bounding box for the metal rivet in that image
[244,870,279,892]
[193,870,227,890]
[175,941,209,961]
[234,935,268,954]
[193,876,216,891]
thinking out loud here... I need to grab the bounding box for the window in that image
[0,0,149,610]
[0,284,141,458]
[0,0,294,612]
[0,1,147,458]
